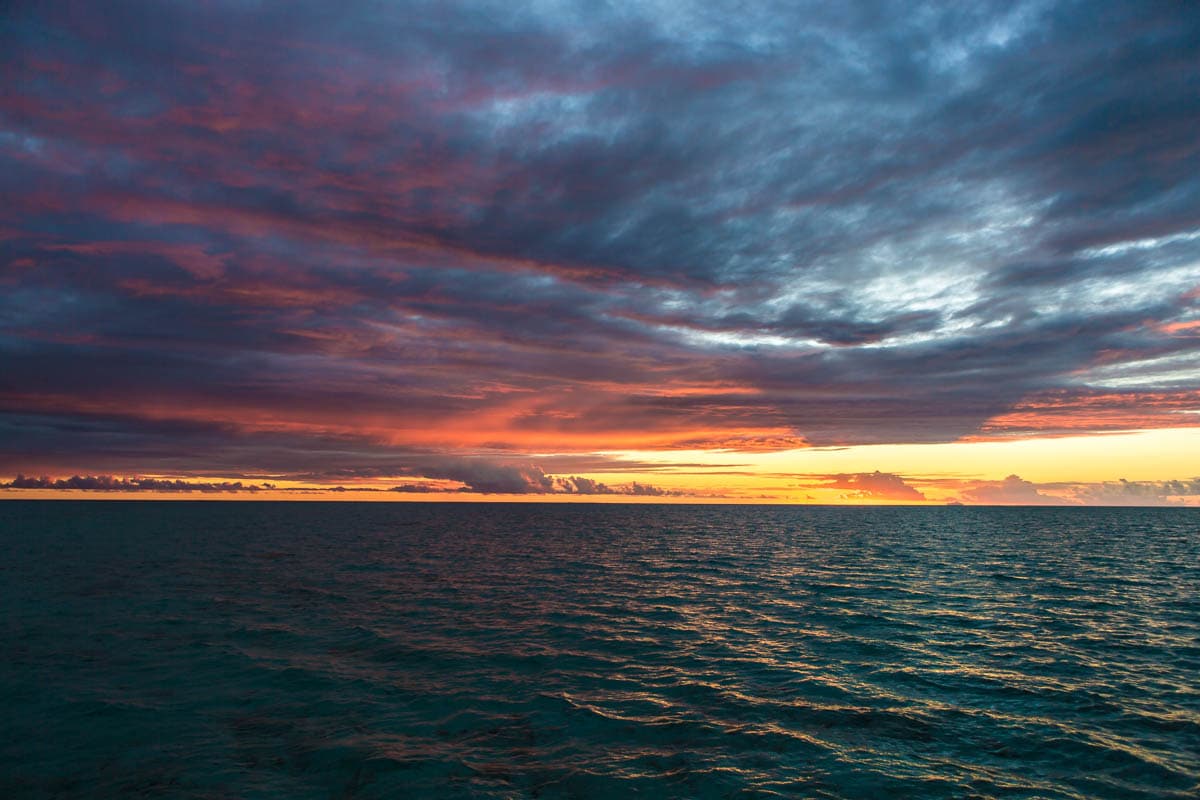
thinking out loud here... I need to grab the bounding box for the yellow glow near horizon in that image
[603,427,1200,484]
[2,428,1198,504]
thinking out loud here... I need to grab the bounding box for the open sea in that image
[1,501,1198,799]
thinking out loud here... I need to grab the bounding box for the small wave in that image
[3,502,1197,799]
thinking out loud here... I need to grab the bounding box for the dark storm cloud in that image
[3,0,1199,478]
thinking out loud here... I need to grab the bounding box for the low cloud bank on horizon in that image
[3,1,1198,490]
[6,470,1200,507]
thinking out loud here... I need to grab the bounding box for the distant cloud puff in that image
[958,474,1063,505]
[1067,478,1200,507]
[797,471,927,502]
[957,474,1200,506]
[554,476,676,496]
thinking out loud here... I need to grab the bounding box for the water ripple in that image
[1,502,1198,798]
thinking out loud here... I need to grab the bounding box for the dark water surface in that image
[2,502,1198,798]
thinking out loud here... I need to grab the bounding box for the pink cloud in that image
[797,471,927,502]
[958,474,1065,505]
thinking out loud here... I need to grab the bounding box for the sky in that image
[2,0,1199,504]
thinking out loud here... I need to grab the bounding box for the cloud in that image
[958,474,1064,505]
[3,474,264,493]
[553,476,678,496]
[555,476,616,495]
[1067,477,1200,506]
[411,458,555,494]
[406,460,677,496]
[1,465,679,498]
[956,474,1200,506]
[797,471,927,502]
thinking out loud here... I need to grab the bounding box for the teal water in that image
[1,502,1197,799]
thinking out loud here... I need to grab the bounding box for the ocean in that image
[1,501,1197,798]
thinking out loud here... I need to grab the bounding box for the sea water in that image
[1,501,1197,798]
